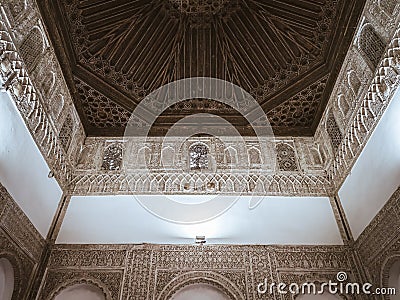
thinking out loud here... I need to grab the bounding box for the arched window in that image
[224,147,237,164]
[0,258,14,300]
[276,143,299,171]
[310,147,325,165]
[51,94,65,119]
[54,283,105,300]
[189,143,208,170]
[161,146,175,167]
[137,146,151,166]
[248,147,261,165]
[358,24,386,70]
[172,283,230,300]
[101,143,123,171]
[42,71,56,97]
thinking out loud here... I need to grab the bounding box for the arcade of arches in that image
[0,0,400,299]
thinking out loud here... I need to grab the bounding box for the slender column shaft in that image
[26,192,71,300]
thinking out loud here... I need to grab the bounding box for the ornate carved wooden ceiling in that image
[38,0,365,136]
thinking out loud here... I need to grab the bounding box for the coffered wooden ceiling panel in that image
[37,0,366,136]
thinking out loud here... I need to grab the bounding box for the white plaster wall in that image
[0,258,14,300]
[172,284,230,300]
[57,195,342,245]
[0,92,62,237]
[54,284,105,300]
[339,88,400,239]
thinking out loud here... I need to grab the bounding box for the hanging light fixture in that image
[195,235,206,244]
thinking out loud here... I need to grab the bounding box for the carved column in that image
[329,193,353,244]
[27,191,72,300]
[329,192,372,287]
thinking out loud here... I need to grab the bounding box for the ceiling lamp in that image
[195,236,206,244]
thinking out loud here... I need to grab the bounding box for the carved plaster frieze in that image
[355,186,400,288]
[40,244,360,300]
[69,8,400,196]
[0,0,85,189]
[71,136,332,196]
[325,24,400,189]
[0,0,399,198]
[0,182,45,300]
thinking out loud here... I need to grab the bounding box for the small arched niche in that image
[189,143,209,170]
[0,258,14,300]
[172,283,230,300]
[54,283,105,300]
[388,259,400,300]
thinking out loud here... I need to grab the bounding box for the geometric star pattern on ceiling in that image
[39,0,366,136]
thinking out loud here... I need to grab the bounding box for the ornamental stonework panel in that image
[39,244,364,300]
[0,0,398,198]
[0,4,85,189]
[0,183,45,300]
[326,24,400,189]
[39,270,124,300]
[71,136,332,196]
[36,0,365,137]
[356,187,400,289]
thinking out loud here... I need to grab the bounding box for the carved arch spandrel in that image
[47,278,113,300]
[158,271,245,300]
[0,251,23,300]
[380,254,400,300]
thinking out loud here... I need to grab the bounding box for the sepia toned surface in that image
[0,0,399,299]
[36,0,366,137]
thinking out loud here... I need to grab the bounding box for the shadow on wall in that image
[0,258,14,300]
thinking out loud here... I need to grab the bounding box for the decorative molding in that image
[42,270,121,300]
[0,182,45,300]
[318,9,400,190]
[39,244,361,300]
[0,0,398,198]
[68,16,400,196]
[70,171,332,196]
[355,186,400,289]
[0,2,398,299]
[329,195,354,244]
[0,0,85,190]
[159,271,245,300]
[71,136,332,196]
[37,0,360,136]
[0,183,44,261]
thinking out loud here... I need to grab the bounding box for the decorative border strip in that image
[70,172,332,196]
[326,27,400,189]
[0,19,69,186]
[0,0,398,197]
[0,182,45,299]
[39,243,355,300]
